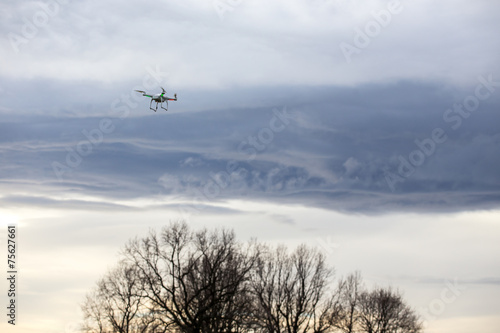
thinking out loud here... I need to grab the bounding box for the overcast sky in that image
[1,0,499,332]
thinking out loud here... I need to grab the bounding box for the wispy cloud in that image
[1,82,499,214]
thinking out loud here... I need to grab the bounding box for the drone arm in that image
[134,90,153,98]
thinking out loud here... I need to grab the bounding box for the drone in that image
[135,87,177,112]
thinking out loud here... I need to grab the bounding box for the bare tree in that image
[251,244,333,333]
[82,222,422,333]
[329,272,363,333]
[357,287,422,333]
[82,261,161,333]
[82,289,106,333]
[123,221,260,333]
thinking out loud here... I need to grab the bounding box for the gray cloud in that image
[1,80,499,214]
[1,1,499,87]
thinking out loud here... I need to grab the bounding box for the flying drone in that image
[135,87,177,112]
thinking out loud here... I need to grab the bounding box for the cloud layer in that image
[1,80,499,214]
[2,0,499,86]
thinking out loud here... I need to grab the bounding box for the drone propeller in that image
[161,87,166,94]
[134,90,146,94]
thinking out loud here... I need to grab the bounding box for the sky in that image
[0,0,499,332]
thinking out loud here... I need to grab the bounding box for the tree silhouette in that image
[250,244,333,333]
[82,261,162,332]
[123,221,260,333]
[329,272,363,333]
[82,222,422,333]
[357,287,422,333]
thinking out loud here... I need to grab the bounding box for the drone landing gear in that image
[149,99,157,112]
[149,100,169,112]
[161,101,168,111]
